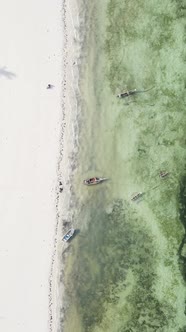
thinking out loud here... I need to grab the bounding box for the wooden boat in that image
[62,228,75,242]
[117,89,137,98]
[83,177,107,186]
[160,171,169,179]
[131,192,143,201]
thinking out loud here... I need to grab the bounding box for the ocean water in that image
[62,0,186,331]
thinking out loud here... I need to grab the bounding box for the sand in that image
[49,0,81,330]
[0,0,66,331]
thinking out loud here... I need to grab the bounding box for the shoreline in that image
[49,0,83,331]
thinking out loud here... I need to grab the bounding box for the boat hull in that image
[83,177,107,186]
[117,89,136,98]
[62,228,75,242]
[131,192,143,201]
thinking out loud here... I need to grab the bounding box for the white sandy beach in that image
[0,0,63,331]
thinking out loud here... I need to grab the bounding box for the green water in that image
[63,0,186,331]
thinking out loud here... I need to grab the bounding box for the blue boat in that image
[62,228,75,242]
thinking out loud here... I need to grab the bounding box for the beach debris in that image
[59,181,63,193]
[63,221,70,227]
[131,192,143,202]
[160,171,169,179]
[62,228,75,242]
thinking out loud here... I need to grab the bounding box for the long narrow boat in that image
[131,192,143,202]
[117,89,137,98]
[160,171,169,179]
[83,177,107,186]
[62,228,75,242]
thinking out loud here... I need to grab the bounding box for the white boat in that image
[62,228,75,242]
[117,89,136,98]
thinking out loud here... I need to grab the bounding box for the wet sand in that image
[49,0,82,330]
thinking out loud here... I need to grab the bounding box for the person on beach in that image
[47,84,54,89]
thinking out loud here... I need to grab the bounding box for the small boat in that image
[62,228,75,242]
[117,89,137,98]
[131,192,143,201]
[160,171,169,179]
[83,177,107,186]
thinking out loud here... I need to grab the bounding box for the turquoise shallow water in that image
[62,0,186,331]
